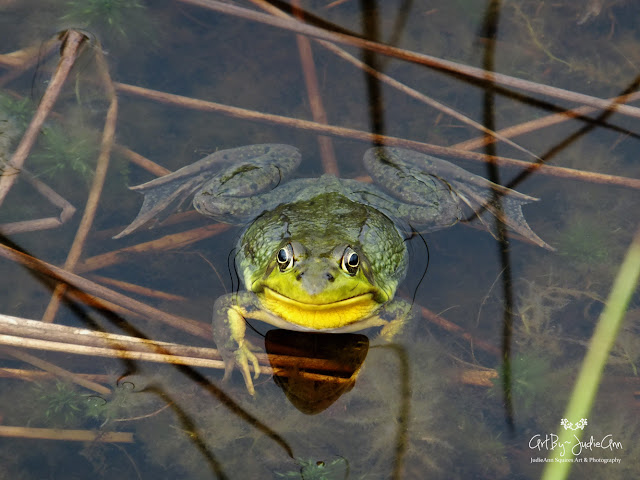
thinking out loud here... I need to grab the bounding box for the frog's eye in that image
[276,243,294,271]
[341,247,359,275]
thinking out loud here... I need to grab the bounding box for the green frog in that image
[117,144,550,394]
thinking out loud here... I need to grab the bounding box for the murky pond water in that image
[1,0,639,478]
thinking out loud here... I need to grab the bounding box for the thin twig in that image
[0,242,212,338]
[420,306,500,356]
[0,218,67,235]
[0,334,233,372]
[0,368,112,383]
[42,44,118,323]
[0,425,133,443]
[0,30,86,206]
[456,368,498,387]
[180,0,640,120]
[89,274,189,302]
[0,314,364,377]
[111,402,173,423]
[291,0,339,175]
[248,0,541,162]
[0,168,76,235]
[78,223,230,273]
[454,90,640,151]
[0,346,111,395]
[0,332,376,383]
[0,37,59,87]
[114,145,172,177]
[0,314,216,358]
[116,82,640,189]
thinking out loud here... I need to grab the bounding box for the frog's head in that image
[237,196,408,330]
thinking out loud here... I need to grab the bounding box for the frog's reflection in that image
[264,330,369,414]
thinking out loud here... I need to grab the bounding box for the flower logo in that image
[560,418,587,431]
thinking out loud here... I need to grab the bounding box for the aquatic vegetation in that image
[489,354,555,413]
[32,381,90,427]
[31,123,100,185]
[0,93,33,134]
[62,0,146,36]
[542,230,640,479]
[0,91,104,186]
[27,379,154,430]
[611,310,640,375]
[513,278,577,360]
[275,457,349,479]
[60,0,154,47]
[0,93,29,172]
[556,215,611,265]
[85,381,144,426]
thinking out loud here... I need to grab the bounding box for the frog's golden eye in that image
[341,247,359,275]
[276,243,294,271]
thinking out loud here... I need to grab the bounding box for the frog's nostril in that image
[296,272,303,281]
[325,273,335,282]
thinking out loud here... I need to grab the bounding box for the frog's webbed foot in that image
[115,144,300,238]
[364,147,553,250]
[227,336,261,396]
[212,292,265,395]
[448,174,554,250]
[114,169,207,238]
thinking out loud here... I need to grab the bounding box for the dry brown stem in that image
[0,30,87,206]
[0,168,77,235]
[114,145,172,177]
[0,314,217,359]
[0,314,364,378]
[0,334,231,372]
[0,37,59,87]
[456,368,499,387]
[0,242,211,338]
[248,0,540,162]
[420,306,500,356]
[42,46,118,323]
[0,425,134,443]
[454,90,640,151]
[77,223,230,273]
[0,367,112,383]
[116,82,640,190]
[181,0,640,120]
[89,274,188,302]
[0,345,111,395]
[291,0,339,175]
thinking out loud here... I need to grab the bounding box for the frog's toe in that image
[378,320,404,341]
[235,343,260,395]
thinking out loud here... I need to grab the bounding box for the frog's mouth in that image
[262,287,381,330]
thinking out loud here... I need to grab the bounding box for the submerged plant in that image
[556,215,611,265]
[275,457,349,480]
[542,227,640,480]
[33,381,89,427]
[0,93,31,171]
[30,379,154,429]
[61,0,154,45]
[489,354,554,413]
[0,93,34,133]
[31,123,100,185]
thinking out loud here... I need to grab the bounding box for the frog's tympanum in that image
[117,144,550,394]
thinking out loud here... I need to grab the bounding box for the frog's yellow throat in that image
[262,287,381,330]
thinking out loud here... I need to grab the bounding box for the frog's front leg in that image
[212,291,276,395]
